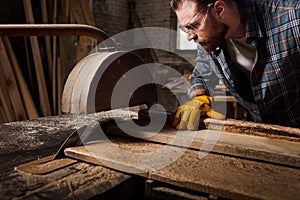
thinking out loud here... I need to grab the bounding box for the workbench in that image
[0,109,299,200]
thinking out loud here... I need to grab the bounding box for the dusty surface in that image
[0,109,138,199]
[205,118,300,142]
[106,122,300,167]
[65,135,300,200]
[1,109,299,199]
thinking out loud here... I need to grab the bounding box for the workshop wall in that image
[93,0,174,36]
[0,0,197,123]
[92,0,194,77]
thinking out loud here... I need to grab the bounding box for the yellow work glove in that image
[171,95,225,130]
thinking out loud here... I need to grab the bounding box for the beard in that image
[198,16,229,52]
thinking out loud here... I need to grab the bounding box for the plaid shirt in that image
[189,0,300,127]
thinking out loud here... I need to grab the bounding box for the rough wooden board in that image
[81,0,95,26]
[0,109,142,199]
[2,36,39,120]
[70,0,87,24]
[205,119,300,142]
[106,123,300,167]
[0,37,27,121]
[150,149,300,200]
[23,0,52,117]
[64,137,300,200]
[1,162,131,200]
[15,155,78,175]
[0,66,16,122]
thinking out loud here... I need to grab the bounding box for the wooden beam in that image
[52,0,58,115]
[0,37,27,121]
[41,0,53,88]
[0,75,15,122]
[70,0,87,24]
[81,0,95,26]
[23,0,52,116]
[2,37,38,120]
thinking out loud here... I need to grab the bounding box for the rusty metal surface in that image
[0,24,116,46]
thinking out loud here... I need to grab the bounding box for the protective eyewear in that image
[179,3,214,33]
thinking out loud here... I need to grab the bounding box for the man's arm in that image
[188,45,219,99]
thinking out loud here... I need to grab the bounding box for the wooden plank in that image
[23,0,52,116]
[64,137,300,200]
[2,36,39,120]
[81,0,95,26]
[0,111,140,199]
[52,0,58,115]
[105,123,300,168]
[41,0,53,88]
[70,0,87,24]
[2,161,131,199]
[57,56,62,115]
[0,83,15,122]
[0,37,27,121]
[204,118,300,142]
[15,155,78,175]
[0,102,6,123]
[52,35,57,115]
[23,37,35,88]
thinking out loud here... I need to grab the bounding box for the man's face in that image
[176,0,229,52]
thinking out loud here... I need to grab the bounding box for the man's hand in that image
[171,95,225,130]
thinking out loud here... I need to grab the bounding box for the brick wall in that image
[93,0,129,36]
[93,0,196,60]
[93,0,174,35]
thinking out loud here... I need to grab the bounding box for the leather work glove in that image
[171,95,225,130]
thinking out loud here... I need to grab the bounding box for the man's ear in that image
[213,0,226,20]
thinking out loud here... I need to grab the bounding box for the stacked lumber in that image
[0,0,97,123]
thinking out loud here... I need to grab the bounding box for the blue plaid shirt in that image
[189,0,300,127]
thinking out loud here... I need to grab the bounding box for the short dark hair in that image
[170,0,236,11]
[170,0,215,11]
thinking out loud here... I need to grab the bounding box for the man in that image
[171,0,300,130]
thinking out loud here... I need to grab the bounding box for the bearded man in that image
[170,0,300,130]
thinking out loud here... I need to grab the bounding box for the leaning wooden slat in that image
[57,56,62,115]
[0,63,16,122]
[52,0,58,115]
[79,0,97,46]
[70,0,87,24]
[0,37,27,121]
[81,0,95,26]
[40,0,53,86]
[2,37,39,120]
[23,0,52,116]
[0,102,7,123]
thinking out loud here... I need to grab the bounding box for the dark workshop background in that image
[0,0,243,123]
